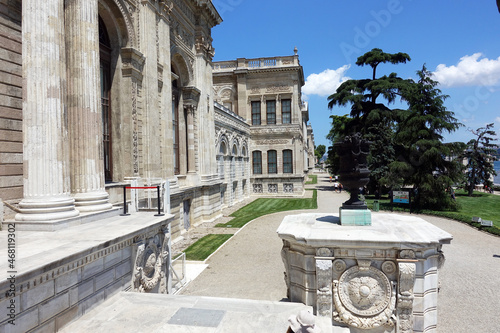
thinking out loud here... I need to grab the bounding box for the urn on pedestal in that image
[334,133,372,225]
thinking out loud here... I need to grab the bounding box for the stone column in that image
[65,0,112,212]
[16,0,80,221]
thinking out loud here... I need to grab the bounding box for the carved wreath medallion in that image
[333,265,396,329]
[133,234,166,293]
[338,266,392,316]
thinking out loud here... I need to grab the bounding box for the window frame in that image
[268,150,277,174]
[252,151,262,174]
[251,101,261,125]
[283,149,293,174]
[281,99,291,124]
[266,100,276,125]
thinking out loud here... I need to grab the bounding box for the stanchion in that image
[120,185,130,216]
[154,185,164,216]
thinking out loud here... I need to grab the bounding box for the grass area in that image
[216,189,318,228]
[365,190,500,236]
[183,234,233,261]
[305,174,318,184]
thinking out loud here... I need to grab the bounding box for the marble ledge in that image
[277,212,453,249]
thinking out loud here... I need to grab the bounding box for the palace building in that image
[213,51,314,196]
[0,1,314,239]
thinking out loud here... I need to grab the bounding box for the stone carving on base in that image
[283,183,294,193]
[333,265,396,329]
[316,259,333,317]
[268,184,278,193]
[133,232,169,293]
[397,262,416,333]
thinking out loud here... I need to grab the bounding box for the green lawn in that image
[305,174,318,184]
[365,190,500,236]
[183,234,233,261]
[216,189,318,228]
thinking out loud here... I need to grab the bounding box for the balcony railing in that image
[213,56,297,72]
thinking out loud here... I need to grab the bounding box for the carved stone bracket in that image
[316,259,333,318]
[121,47,145,81]
[397,261,417,333]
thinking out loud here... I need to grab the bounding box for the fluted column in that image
[16,0,79,221]
[65,0,112,212]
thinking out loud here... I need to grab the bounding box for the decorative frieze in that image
[255,139,290,145]
[265,84,292,93]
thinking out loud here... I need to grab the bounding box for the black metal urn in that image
[334,133,371,209]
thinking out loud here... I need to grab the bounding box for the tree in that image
[390,65,464,209]
[462,123,498,196]
[327,48,410,193]
[315,144,326,161]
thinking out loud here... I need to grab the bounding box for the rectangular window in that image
[267,100,276,125]
[283,150,293,173]
[268,150,277,174]
[282,99,291,124]
[251,101,261,125]
[252,151,262,174]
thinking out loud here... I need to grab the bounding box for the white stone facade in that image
[0,0,225,239]
[215,102,251,208]
[213,52,312,197]
[0,1,315,236]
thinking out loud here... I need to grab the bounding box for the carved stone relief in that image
[397,262,416,333]
[268,184,278,193]
[253,184,263,193]
[133,231,169,293]
[333,265,396,329]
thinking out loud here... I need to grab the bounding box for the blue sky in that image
[211,0,500,148]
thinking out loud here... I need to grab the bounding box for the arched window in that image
[99,16,112,181]
[252,151,262,174]
[231,144,237,178]
[268,150,277,174]
[283,149,293,173]
[218,141,226,179]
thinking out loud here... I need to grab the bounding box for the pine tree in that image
[391,65,463,209]
[462,123,498,196]
[327,48,410,194]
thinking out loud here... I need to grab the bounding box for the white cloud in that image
[495,117,500,123]
[302,65,351,99]
[432,53,500,87]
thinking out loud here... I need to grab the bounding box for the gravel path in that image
[180,172,500,332]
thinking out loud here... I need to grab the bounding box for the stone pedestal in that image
[277,213,452,333]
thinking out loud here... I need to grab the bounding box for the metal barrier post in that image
[120,185,130,216]
[154,185,164,216]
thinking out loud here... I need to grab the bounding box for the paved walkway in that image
[180,172,500,332]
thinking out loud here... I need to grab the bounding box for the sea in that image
[495,161,500,185]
